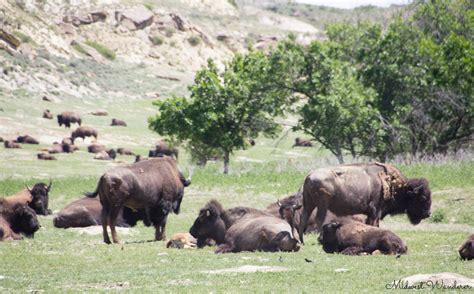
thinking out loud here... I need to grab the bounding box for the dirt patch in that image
[203,265,288,274]
[69,226,135,235]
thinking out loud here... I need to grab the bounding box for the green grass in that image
[71,43,87,55]
[85,40,116,61]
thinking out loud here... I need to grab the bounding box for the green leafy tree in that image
[149,51,291,174]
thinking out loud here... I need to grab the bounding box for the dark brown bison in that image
[293,137,312,147]
[0,202,40,241]
[43,109,53,119]
[94,149,116,160]
[299,162,431,243]
[459,234,474,260]
[190,200,269,248]
[4,141,21,149]
[71,126,98,143]
[37,153,57,160]
[62,138,79,152]
[318,220,407,255]
[149,141,178,159]
[85,157,191,244]
[44,142,72,154]
[88,143,106,154]
[111,118,127,126]
[57,111,82,128]
[0,137,3,142]
[16,135,39,144]
[2,181,52,215]
[266,191,365,235]
[117,148,134,156]
[53,196,150,229]
[189,200,299,253]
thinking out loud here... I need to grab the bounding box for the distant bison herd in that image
[0,158,471,261]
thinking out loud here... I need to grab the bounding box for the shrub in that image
[165,27,175,37]
[72,43,87,55]
[149,35,164,46]
[188,36,201,46]
[85,40,116,60]
[430,209,446,223]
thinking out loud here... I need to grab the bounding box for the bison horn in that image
[47,179,52,191]
[293,203,303,210]
[413,185,423,194]
[25,184,32,193]
[277,199,282,207]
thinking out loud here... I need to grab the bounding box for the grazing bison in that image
[37,153,56,160]
[71,126,98,143]
[111,118,127,126]
[4,141,21,149]
[43,109,53,119]
[459,234,474,260]
[16,135,39,144]
[190,200,299,253]
[94,149,116,160]
[85,157,191,244]
[293,137,312,147]
[299,162,431,243]
[117,148,134,156]
[166,232,197,249]
[190,200,270,248]
[266,191,365,235]
[88,143,106,154]
[0,202,40,241]
[318,221,407,255]
[2,181,52,215]
[53,196,150,229]
[149,141,178,159]
[57,111,82,128]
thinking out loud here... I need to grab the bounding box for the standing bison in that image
[71,126,98,143]
[85,157,191,244]
[299,162,431,243]
[57,111,82,128]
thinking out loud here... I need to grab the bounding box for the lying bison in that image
[117,148,134,156]
[111,118,127,126]
[45,142,72,154]
[190,200,300,253]
[85,157,191,244]
[4,141,21,149]
[2,181,52,215]
[299,162,431,243]
[71,126,98,143]
[94,149,116,160]
[37,153,56,160]
[0,202,40,241]
[16,135,39,144]
[149,141,178,159]
[88,143,106,154]
[293,137,312,147]
[57,111,82,128]
[318,221,407,255]
[43,109,53,119]
[53,196,150,229]
[166,232,197,249]
[459,234,474,260]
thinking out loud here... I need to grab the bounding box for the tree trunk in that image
[334,143,344,164]
[223,151,230,174]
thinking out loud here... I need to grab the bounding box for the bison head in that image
[318,222,342,253]
[459,235,474,260]
[189,200,226,248]
[26,180,52,215]
[11,204,40,238]
[404,178,431,225]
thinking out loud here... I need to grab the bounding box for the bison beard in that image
[85,157,190,244]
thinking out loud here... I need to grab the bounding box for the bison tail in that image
[84,175,103,198]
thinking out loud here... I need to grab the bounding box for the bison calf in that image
[459,234,474,260]
[166,232,197,249]
[318,221,407,255]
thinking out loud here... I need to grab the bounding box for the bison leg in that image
[341,246,364,255]
[108,207,121,244]
[215,243,233,254]
[366,203,380,226]
[101,206,111,244]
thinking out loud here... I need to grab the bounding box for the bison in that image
[459,234,474,260]
[43,109,53,119]
[299,162,431,243]
[0,202,40,240]
[57,111,82,128]
[88,143,106,154]
[45,142,72,154]
[149,141,178,159]
[166,232,197,249]
[4,141,21,149]
[94,149,116,160]
[85,157,191,244]
[62,138,79,152]
[53,196,150,229]
[189,200,299,253]
[318,220,407,255]
[111,118,127,126]
[293,137,312,147]
[16,135,39,144]
[37,153,57,160]
[117,148,134,156]
[71,126,98,143]
[2,181,52,215]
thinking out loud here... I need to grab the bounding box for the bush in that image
[165,27,175,37]
[149,35,164,46]
[85,40,116,60]
[430,209,446,223]
[72,43,87,55]
[188,36,201,46]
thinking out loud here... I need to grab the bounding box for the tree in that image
[149,52,291,174]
